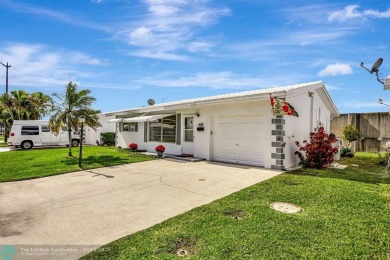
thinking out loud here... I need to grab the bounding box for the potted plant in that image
[155,145,165,157]
[128,143,138,151]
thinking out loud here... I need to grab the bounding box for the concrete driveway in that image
[0,159,281,259]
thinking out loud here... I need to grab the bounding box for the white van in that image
[7,120,81,149]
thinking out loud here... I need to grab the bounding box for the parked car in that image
[7,120,81,149]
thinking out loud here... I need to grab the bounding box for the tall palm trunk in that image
[67,115,73,157]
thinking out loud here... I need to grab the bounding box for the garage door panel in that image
[213,115,265,166]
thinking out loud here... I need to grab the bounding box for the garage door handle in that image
[236,144,239,146]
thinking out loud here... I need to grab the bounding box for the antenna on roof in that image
[147,99,155,106]
[360,58,385,84]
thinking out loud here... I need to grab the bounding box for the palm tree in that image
[49,82,101,157]
[29,92,54,119]
[0,91,53,142]
[0,93,13,142]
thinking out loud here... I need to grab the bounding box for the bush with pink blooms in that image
[295,126,338,169]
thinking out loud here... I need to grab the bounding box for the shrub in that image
[378,153,390,166]
[295,126,339,169]
[342,124,359,148]
[100,132,116,146]
[128,143,138,150]
[340,147,354,157]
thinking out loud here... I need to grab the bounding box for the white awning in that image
[108,114,173,123]
[108,119,123,123]
[122,114,173,123]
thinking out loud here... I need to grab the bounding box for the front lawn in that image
[0,135,6,147]
[83,153,390,259]
[0,146,154,182]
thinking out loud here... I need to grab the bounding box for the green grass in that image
[0,135,6,147]
[83,153,390,259]
[0,146,155,182]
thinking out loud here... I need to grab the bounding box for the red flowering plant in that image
[155,145,165,153]
[295,126,339,169]
[128,143,138,150]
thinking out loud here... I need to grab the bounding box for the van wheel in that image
[71,139,80,147]
[21,141,33,149]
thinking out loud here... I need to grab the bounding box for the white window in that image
[122,122,138,132]
[149,115,176,143]
[184,117,194,142]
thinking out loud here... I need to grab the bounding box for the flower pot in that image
[157,151,164,157]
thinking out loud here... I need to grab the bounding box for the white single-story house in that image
[85,81,339,170]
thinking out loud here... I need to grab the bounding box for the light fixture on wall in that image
[195,112,200,117]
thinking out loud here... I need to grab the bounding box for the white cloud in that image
[117,0,229,60]
[329,5,390,22]
[318,63,352,77]
[0,42,107,89]
[289,30,352,46]
[130,50,189,61]
[135,71,307,90]
[340,101,383,109]
[1,0,109,32]
[325,84,343,91]
[136,71,263,89]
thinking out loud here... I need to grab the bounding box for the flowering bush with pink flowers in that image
[128,143,138,150]
[295,126,338,169]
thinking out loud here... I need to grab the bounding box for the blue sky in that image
[0,0,390,113]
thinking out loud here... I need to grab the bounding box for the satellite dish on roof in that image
[360,58,385,84]
[370,58,383,73]
[147,99,155,106]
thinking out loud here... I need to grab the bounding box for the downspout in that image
[309,91,314,131]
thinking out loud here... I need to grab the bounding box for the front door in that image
[182,116,194,155]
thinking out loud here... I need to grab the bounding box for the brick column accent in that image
[271,115,285,170]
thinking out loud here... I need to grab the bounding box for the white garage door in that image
[213,115,265,166]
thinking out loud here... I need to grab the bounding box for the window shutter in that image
[144,122,148,142]
[176,113,181,145]
[135,122,138,132]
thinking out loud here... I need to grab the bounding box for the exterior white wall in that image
[85,114,116,145]
[283,89,332,168]
[98,88,334,169]
[191,100,272,167]
[116,120,183,154]
[111,99,273,167]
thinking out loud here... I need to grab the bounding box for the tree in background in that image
[342,124,360,148]
[49,82,101,157]
[340,124,360,157]
[0,90,53,142]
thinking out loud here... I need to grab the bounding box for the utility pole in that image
[0,61,11,93]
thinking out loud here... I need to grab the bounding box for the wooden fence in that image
[330,112,390,152]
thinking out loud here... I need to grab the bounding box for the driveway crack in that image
[158,175,209,197]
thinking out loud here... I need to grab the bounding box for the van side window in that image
[41,126,50,132]
[21,126,39,135]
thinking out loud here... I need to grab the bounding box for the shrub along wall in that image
[100,132,116,146]
[331,112,390,152]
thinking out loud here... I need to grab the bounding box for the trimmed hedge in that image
[100,132,116,146]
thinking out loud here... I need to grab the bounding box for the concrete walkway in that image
[0,159,282,259]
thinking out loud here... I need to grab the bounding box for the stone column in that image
[271,115,285,170]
